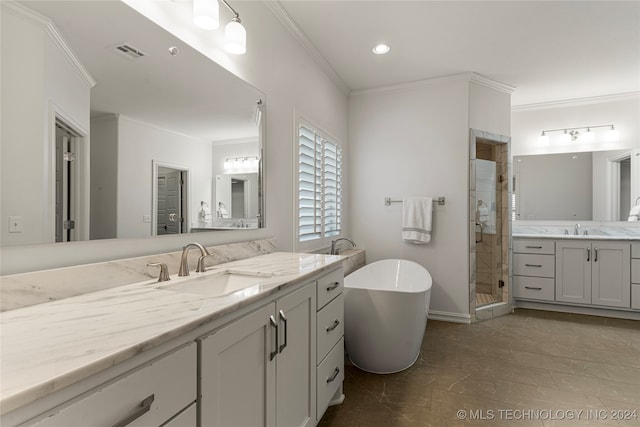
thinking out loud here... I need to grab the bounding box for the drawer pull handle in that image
[326,282,341,291]
[326,319,341,332]
[525,264,542,268]
[279,310,288,353]
[525,246,543,249]
[525,286,542,291]
[594,248,598,262]
[112,394,155,427]
[269,315,278,361]
[326,367,340,383]
[587,248,590,262]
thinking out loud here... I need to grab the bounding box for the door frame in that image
[48,103,89,242]
[606,150,631,221]
[152,160,190,236]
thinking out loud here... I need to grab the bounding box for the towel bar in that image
[384,197,445,206]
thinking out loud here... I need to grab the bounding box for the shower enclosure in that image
[469,129,512,321]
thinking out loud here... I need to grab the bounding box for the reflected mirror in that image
[1,0,265,247]
[514,150,635,221]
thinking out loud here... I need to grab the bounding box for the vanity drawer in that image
[317,294,344,362]
[317,268,344,310]
[513,276,555,301]
[513,254,555,278]
[632,285,640,310]
[632,259,640,284]
[633,244,640,259]
[32,343,196,427]
[513,239,555,255]
[317,338,344,421]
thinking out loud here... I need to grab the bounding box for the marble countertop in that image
[0,252,344,415]
[513,233,640,241]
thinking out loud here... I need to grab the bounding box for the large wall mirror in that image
[514,149,637,221]
[1,0,265,248]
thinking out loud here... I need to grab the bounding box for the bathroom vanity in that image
[513,235,640,318]
[0,252,346,427]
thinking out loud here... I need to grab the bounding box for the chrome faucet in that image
[179,242,210,276]
[330,238,356,255]
[574,223,581,235]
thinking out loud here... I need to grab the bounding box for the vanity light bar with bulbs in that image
[538,124,619,144]
[223,156,259,171]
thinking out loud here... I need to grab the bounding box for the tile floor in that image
[318,309,640,426]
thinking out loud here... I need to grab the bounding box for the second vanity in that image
[1,252,346,427]
[513,232,640,318]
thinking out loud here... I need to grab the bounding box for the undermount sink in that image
[158,271,274,298]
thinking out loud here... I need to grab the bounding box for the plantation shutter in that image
[323,141,341,237]
[298,124,322,241]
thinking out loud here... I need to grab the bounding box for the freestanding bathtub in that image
[344,259,432,374]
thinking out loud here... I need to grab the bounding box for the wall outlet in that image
[143,215,151,223]
[9,216,23,233]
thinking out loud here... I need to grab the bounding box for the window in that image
[297,119,342,248]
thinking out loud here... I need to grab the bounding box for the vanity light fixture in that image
[537,124,618,144]
[193,0,247,55]
[224,156,259,173]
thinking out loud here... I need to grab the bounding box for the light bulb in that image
[224,18,246,55]
[372,43,391,55]
[224,159,231,170]
[537,131,549,145]
[193,0,219,30]
[233,158,242,169]
[607,125,619,142]
[560,130,571,144]
[581,128,595,143]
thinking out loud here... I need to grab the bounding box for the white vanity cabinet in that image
[315,269,345,421]
[199,280,316,427]
[630,244,640,309]
[556,241,630,308]
[513,239,555,301]
[29,343,197,427]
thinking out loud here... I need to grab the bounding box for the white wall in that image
[1,0,349,274]
[116,116,213,238]
[350,75,472,317]
[1,5,91,246]
[90,115,118,239]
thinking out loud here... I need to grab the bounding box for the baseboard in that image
[515,300,640,321]
[428,310,472,324]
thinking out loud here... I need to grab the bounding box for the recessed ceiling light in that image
[372,43,390,55]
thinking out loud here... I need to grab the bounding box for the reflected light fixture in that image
[537,124,618,144]
[193,0,247,55]
[193,0,219,30]
[224,156,259,173]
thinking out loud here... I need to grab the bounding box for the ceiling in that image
[278,1,640,106]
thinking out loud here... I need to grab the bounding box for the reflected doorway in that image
[55,119,84,242]
[153,162,188,235]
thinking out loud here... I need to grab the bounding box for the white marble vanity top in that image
[0,252,344,415]
[513,233,640,241]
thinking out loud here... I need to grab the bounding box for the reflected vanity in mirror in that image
[513,149,636,221]
[1,0,265,247]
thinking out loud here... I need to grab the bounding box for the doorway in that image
[469,129,512,321]
[55,119,84,242]
[153,162,189,235]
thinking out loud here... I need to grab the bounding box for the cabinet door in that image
[591,242,630,308]
[276,284,316,427]
[556,241,591,304]
[200,303,276,427]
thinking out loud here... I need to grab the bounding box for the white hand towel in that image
[402,197,432,244]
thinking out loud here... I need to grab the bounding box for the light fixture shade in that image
[582,128,595,143]
[193,0,219,30]
[537,132,549,145]
[560,130,571,144]
[224,18,246,55]
[607,125,620,142]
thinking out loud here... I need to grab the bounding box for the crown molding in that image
[469,73,516,94]
[264,0,351,96]
[512,92,640,112]
[3,1,96,88]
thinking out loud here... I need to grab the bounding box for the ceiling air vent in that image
[114,43,146,59]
